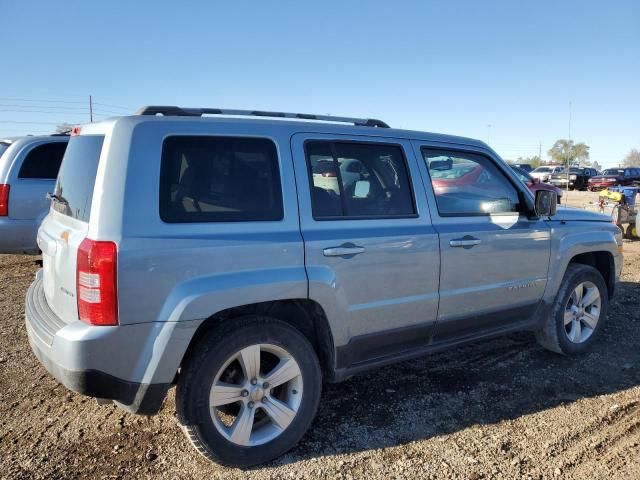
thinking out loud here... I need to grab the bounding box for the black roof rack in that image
[135,106,390,128]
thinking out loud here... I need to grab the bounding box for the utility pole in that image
[568,101,572,141]
[89,95,93,123]
[566,101,572,200]
[487,124,492,145]
[539,142,542,160]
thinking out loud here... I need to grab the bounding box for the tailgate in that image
[37,133,105,323]
[38,212,89,323]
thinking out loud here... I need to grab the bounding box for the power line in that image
[0,96,87,105]
[92,107,132,115]
[92,101,135,111]
[0,96,135,112]
[0,110,89,116]
[0,120,62,125]
[0,103,89,112]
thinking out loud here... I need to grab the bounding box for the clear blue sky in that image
[1,0,638,167]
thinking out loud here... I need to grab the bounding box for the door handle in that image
[449,236,481,248]
[323,243,366,257]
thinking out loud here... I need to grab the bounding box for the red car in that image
[511,166,564,203]
[588,167,640,191]
[429,163,563,203]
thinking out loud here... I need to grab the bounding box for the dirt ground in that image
[1,191,639,480]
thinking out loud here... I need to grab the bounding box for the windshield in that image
[533,167,552,173]
[53,135,104,221]
[569,168,585,173]
[602,169,624,175]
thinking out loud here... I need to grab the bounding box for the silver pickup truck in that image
[25,107,623,467]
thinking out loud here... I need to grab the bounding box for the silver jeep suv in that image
[0,135,68,253]
[25,106,623,467]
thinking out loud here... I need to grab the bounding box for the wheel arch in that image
[568,250,616,299]
[179,299,336,380]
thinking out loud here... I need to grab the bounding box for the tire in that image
[176,316,322,467]
[535,264,608,355]
[626,223,639,240]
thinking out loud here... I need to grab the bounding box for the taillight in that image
[0,184,8,216]
[77,238,118,326]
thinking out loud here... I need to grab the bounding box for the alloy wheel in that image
[564,281,601,343]
[209,343,303,446]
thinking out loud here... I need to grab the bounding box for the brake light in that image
[0,184,8,216]
[77,238,118,326]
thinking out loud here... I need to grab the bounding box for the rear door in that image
[38,134,105,323]
[8,139,67,220]
[413,142,551,343]
[292,133,440,368]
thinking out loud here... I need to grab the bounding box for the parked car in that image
[0,134,69,253]
[510,163,533,172]
[549,166,598,191]
[588,167,640,191]
[530,165,564,183]
[26,106,622,467]
[511,166,563,203]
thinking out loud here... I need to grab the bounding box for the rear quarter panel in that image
[106,119,308,328]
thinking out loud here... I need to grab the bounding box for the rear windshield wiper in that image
[47,192,69,205]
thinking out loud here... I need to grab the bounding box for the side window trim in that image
[303,139,419,221]
[418,145,525,218]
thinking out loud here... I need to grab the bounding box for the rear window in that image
[18,142,67,179]
[53,135,104,221]
[160,136,283,223]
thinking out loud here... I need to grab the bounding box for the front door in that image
[414,143,551,343]
[292,133,440,368]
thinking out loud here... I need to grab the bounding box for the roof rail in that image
[135,106,390,128]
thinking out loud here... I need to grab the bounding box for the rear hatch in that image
[38,134,105,323]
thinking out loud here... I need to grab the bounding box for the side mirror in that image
[534,190,557,217]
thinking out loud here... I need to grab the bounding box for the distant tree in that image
[622,148,640,167]
[592,161,602,172]
[548,139,590,167]
[55,123,74,134]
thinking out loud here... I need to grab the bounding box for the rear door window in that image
[159,136,283,223]
[53,135,104,221]
[305,141,416,219]
[18,142,67,179]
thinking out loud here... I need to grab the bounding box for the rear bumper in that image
[25,273,171,415]
[0,217,40,254]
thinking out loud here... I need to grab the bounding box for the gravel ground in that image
[1,191,639,479]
